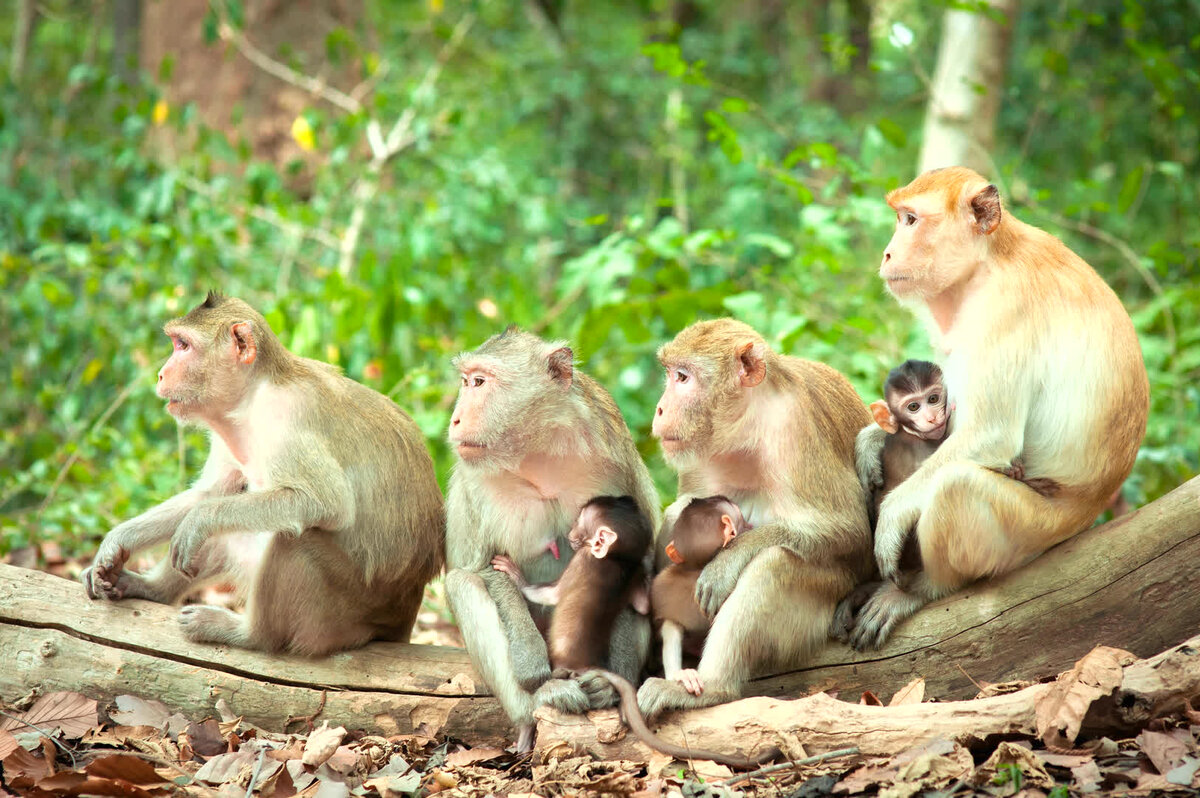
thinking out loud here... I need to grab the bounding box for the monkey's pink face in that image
[880,204,941,299]
[157,327,205,418]
[893,386,949,441]
[448,363,495,462]
[652,363,706,458]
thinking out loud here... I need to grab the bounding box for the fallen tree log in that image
[4,476,1197,749]
[0,565,511,743]
[535,633,1200,762]
[537,475,1200,758]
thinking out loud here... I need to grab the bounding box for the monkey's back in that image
[549,555,641,671]
[289,359,445,588]
[650,566,709,634]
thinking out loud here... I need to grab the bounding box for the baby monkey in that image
[492,495,652,672]
[651,496,749,696]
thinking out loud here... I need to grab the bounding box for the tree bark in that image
[0,565,511,743]
[9,0,37,84]
[112,0,142,86]
[535,633,1200,762]
[918,0,1019,174]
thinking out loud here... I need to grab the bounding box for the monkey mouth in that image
[923,421,948,441]
[659,437,686,453]
[455,441,488,460]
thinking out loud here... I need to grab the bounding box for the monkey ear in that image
[547,347,573,389]
[230,322,258,365]
[870,400,898,434]
[970,184,1002,235]
[591,525,617,559]
[720,514,739,547]
[736,341,766,387]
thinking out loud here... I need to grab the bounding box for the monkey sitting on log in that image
[80,292,444,655]
[637,318,873,718]
[650,496,749,696]
[442,327,660,751]
[839,167,1149,651]
[491,495,653,672]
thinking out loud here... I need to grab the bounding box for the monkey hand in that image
[874,490,923,584]
[845,581,927,651]
[673,669,705,696]
[169,513,211,578]
[490,554,528,588]
[693,549,746,619]
[82,544,132,600]
[533,677,591,714]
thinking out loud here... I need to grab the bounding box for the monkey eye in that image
[674,368,690,384]
[928,394,940,404]
[907,402,920,412]
[473,375,485,388]
[903,212,917,226]
[172,337,189,352]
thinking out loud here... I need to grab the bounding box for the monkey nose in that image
[656,406,663,416]
[451,416,460,426]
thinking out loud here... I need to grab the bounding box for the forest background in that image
[1,0,1197,576]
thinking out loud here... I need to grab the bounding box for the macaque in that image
[491,495,653,672]
[859,360,950,526]
[80,292,444,654]
[650,496,748,696]
[442,328,660,751]
[839,167,1149,650]
[636,319,873,718]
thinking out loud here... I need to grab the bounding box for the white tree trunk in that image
[918,0,1019,174]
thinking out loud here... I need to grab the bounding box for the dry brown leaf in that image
[83,725,162,747]
[108,696,171,728]
[1136,729,1194,775]
[85,754,172,785]
[2,744,54,780]
[859,690,883,706]
[312,779,351,798]
[888,678,926,706]
[1071,759,1102,792]
[972,741,1055,789]
[0,729,19,759]
[323,745,362,776]
[192,750,257,785]
[0,691,97,738]
[1035,646,1135,744]
[302,722,347,767]
[443,746,505,767]
[182,719,226,758]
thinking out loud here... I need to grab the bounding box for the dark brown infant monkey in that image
[492,495,652,672]
[650,496,748,696]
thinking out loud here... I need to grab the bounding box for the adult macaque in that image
[650,496,748,696]
[80,292,444,654]
[443,328,660,751]
[841,167,1149,650]
[491,495,653,672]
[637,319,873,717]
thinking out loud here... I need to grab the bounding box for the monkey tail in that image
[585,669,783,771]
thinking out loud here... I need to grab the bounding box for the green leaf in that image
[876,118,907,148]
[1118,164,1145,214]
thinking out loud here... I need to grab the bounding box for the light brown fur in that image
[442,328,660,751]
[81,292,444,655]
[638,319,872,717]
[842,167,1149,649]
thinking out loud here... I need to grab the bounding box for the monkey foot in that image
[636,676,727,718]
[533,677,591,714]
[178,604,245,645]
[845,582,928,651]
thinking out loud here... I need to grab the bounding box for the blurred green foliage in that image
[1,0,1196,556]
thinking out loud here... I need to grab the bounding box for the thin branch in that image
[716,746,862,787]
[217,21,361,114]
[177,173,341,251]
[337,11,477,277]
[37,375,142,516]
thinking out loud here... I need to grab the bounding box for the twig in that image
[337,11,477,277]
[245,748,266,798]
[955,662,986,693]
[37,375,141,516]
[716,746,861,786]
[284,690,327,732]
[0,709,79,767]
[177,173,340,251]
[217,22,361,114]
